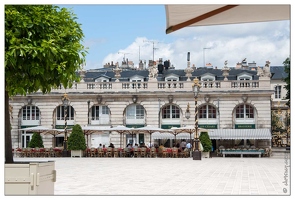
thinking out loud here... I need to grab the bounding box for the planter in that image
[202,151,210,158]
[71,150,83,157]
[5,161,56,195]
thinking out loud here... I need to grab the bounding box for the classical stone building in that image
[9,59,288,150]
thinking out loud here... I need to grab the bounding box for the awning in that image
[152,132,191,140]
[165,5,290,34]
[208,129,271,140]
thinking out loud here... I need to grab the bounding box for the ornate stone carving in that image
[113,63,122,82]
[222,60,230,80]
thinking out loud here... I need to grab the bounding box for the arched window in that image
[236,104,254,119]
[162,105,180,119]
[199,105,216,119]
[22,106,40,120]
[56,105,74,120]
[126,104,144,119]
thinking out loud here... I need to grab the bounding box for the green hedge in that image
[28,132,44,148]
[199,132,212,152]
[67,124,86,150]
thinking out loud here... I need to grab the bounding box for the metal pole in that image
[63,105,68,157]
[192,78,201,160]
[87,100,90,125]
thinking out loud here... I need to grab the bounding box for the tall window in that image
[162,105,180,119]
[199,105,216,119]
[92,105,109,120]
[22,106,39,120]
[236,104,254,119]
[57,106,74,120]
[275,85,281,99]
[126,104,144,119]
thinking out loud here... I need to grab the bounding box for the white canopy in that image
[208,129,272,140]
[165,4,290,34]
[19,126,50,133]
[152,132,191,140]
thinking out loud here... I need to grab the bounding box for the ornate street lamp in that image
[62,94,70,157]
[192,78,201,160]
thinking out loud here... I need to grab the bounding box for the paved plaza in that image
[13,156,291,196]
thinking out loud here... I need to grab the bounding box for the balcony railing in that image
[48,79,266,94]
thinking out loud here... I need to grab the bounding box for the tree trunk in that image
[5,89,13,163]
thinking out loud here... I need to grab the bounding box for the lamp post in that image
[87,100,90,125]
[62,94,69,157]
[185,103,192,157]
[192,78,201,160]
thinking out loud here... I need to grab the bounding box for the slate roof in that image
[81,65,286,82]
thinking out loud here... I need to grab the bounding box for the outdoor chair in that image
[172,147,178,158]
[133,148,139,157]
[162,148,168,158]
[150,147,156,158]
[97,148,104,157]
[113,148,119,157]
[90,148,97,157]
[123,148,130,157]
[106,147,113,157]
[140,148,146,157]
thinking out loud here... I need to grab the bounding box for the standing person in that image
[180,139,187,151]
[98,143,103,149]
[186,141,192,157]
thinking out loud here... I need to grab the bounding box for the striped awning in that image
[208,129,271,140]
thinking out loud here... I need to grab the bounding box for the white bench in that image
[222,151,262,158]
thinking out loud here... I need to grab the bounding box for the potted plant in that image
[199,132,212,158]
[28,132,44,148]
[67,124,87,157]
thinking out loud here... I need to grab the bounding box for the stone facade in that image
[9,62,288,149]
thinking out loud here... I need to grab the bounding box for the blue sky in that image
[57,3,291,70]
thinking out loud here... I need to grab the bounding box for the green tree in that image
[28,132,44,148]
[199,132,212,152]
[67,124,86,151]
[283,57,290,107]
[5,5,87,163]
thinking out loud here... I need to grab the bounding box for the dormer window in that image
[201,74,215,81]
[237,73,252,80]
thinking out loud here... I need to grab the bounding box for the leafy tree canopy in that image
[5,5,87,96]
[283,57,290,107]
[5,5,87,163]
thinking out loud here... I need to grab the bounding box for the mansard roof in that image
[81,65,285,82]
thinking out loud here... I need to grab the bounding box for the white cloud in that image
[94,20,290,70]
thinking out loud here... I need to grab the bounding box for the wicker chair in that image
[106,147,113,157]
[162,148,168,158]
[113,148,119,157]
[97,148,104,157]
[172,147,178,158]
[150,147,156,158]
[140,148,146,157]
[133,148,140,157]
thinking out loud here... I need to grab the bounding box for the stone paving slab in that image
[13,156,291,196]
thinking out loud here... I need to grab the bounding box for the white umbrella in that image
[109,126,134,148]
[165,4,290,34]
[82,125,112,147]
[134,125,166,147]
[42,129,65,148]
[19,125,50,133]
